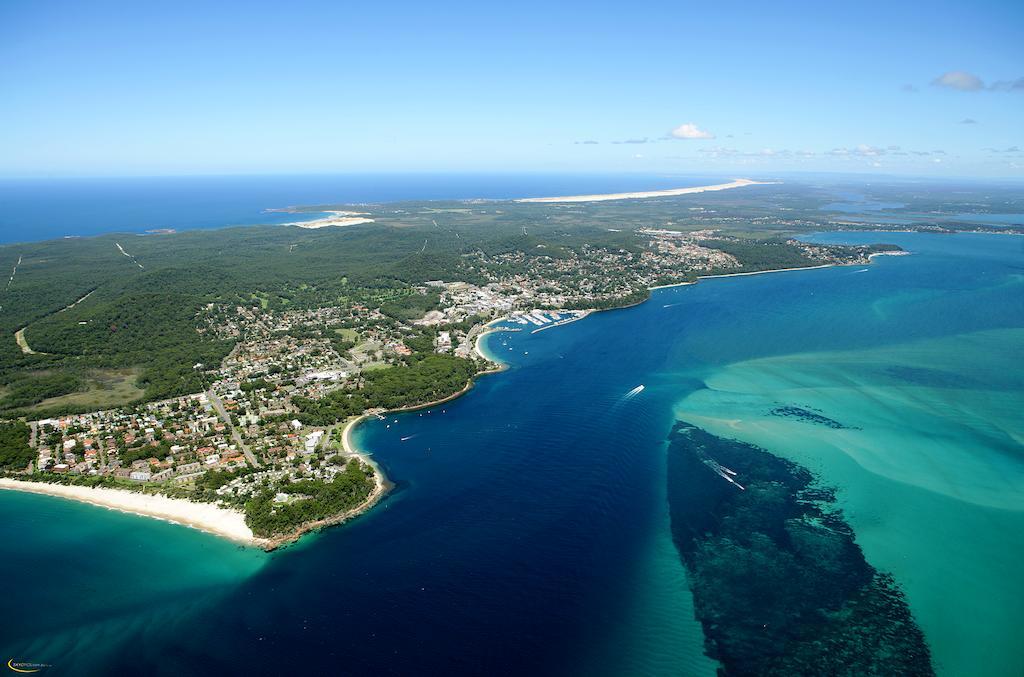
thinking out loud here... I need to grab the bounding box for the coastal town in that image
[1,221,893,547]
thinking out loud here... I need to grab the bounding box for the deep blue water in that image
[0,174,727,243]
[2,231,1021,675]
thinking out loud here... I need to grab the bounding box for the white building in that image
[304,430,325,454]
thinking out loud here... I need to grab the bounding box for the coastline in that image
[258,423,389,550]
[337,322,509,467]
[696,263,836,281]
[282,211,375,229]
[645,254,898,294]
[0,477,269,548]
[514,178,772,204]
[473,320,505,365]
[1,254,896,552]
[0,423,393,552]
[0,323,505,551]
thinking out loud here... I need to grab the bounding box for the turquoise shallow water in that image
[673,236,1024,676]
[0,232,1019,675]
[0,490,267,673]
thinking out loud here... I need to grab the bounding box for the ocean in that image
[0,173,727,244]
[1,229,1020,675]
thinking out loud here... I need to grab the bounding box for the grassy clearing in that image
[29,368,145,412]
[251,292,270,309]
[334,328,359,342]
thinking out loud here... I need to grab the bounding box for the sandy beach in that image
[514,178,771,203]
[473,320,505,363]
[285,211,375,229]
[342,414,371,458]
[341,416,389,496]
[0,477,267,547]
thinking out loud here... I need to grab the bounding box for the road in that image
[206,390,261,469]
[14,327,40,354]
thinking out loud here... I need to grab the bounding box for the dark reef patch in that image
[666,421,933,676]
[769,405,856,429]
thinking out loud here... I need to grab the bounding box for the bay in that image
[1,231,1020,675]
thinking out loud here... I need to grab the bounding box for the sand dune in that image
[515,178,772,203]
[285,211,375,229]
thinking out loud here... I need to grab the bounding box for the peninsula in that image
[0,183,902,549]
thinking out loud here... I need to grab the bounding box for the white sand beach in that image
[0,478,267,547]
[285,211,375,229]
[341,417,387,495]
[515,178,772,203]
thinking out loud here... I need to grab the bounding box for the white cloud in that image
[932,71,985,91]
[991,77,1024,91]
[670,123,714,140]
[928,72,1023,92]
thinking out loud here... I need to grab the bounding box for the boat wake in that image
[698,451,745,490]
[622,384,645,399]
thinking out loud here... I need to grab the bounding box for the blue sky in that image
[1,0,1022,178]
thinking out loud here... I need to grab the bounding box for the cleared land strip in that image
[14,327,41,355]
[13,289,95,355]
[6,254,22,290]
[115,242,145,269]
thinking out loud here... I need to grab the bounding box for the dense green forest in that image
[700,238,815,271]
[1,372,84,409]
[244,459,376,537]
[0,420,34,469]
[293,353,480,425]
[380,290,442,321]
[0,187,902,417]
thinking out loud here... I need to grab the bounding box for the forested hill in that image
[0,196,658,414]
[0,223,476,411]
